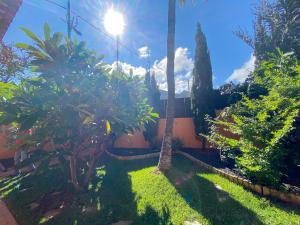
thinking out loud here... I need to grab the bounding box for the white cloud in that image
[174,47,194,73]
[151,47,193,93]
[107,47,194,94]
[110,61,146,77]
[138,46,151,59]
[226,54,256,83]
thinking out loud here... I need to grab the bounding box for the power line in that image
[44,0,141,58]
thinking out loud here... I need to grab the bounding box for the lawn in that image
[0,155,299,225]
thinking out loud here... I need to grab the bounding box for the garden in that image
[1,155,300,225]
[0,0,300,224]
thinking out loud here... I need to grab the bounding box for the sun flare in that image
[103,9,125,36]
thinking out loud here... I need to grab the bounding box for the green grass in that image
[0,155,299,225]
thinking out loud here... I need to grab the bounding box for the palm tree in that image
[158,0,187,171]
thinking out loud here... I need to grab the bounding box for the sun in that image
[103,9,125,36]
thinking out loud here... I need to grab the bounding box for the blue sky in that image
[4,0,258,92]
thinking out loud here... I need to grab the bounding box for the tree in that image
[191,22,215,149]
[150,73,161,111]
[158,0,176,171]
[158,0,197,171]
[0,24,156,189]
[0,42,29,83]
[143,71,161,146]
[207,51,300,186]
[236,0,300,63]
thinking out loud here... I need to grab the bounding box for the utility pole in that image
[67,0,71,39]
[116,35,119,71]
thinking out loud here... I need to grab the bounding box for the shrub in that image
[207,51,300,187]
[0,24,157,189]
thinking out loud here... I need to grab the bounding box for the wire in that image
[43,0,141,58]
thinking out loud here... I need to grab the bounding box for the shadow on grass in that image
[166,156,265,225]
[2,154,169,225]
[132,205,173,225]
[2,154,299,225]
[48,155,171,225]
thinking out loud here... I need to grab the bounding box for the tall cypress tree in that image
[150,72,161,113]
[143,71,161,146]
[191,22,215,149]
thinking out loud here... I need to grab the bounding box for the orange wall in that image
[114,130,150,149]
[157,118,202,148]
[0,118,211,159]
[114,118,203,149]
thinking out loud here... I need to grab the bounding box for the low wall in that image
[176,151,300,206]
[0,117,217,159]
[114,130,150,149]
[104,150,300,205]
[114,118,203,149]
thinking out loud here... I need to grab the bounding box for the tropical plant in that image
[191,22,215,149]
[236,0,300,62]
[0,24,156,189]
[0,42,29,83]
[207,51,300,186]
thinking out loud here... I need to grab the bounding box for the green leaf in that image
[15,43,31,49]
[0,82,17,99]
[52,32,63,46]
[20,27,45,48]
[151,112,159,118]
[44,23,51,40]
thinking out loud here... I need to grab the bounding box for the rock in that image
[111,220,132,225]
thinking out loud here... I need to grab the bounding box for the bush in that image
[207,51,300,187]
[0,24,157,188]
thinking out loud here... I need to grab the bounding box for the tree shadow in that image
[1,154,172,225]
[166,156,265,225]
[42,154,162,225]
[133,205,173,225]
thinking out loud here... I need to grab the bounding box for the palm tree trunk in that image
[158,0,176,171]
